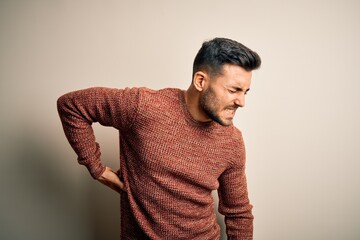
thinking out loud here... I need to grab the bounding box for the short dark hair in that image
[192,37,261,78]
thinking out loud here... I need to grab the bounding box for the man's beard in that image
[200,86,231,126]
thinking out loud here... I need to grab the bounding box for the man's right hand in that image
[97,166,126,193]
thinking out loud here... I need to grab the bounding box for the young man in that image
[57,38,261,239]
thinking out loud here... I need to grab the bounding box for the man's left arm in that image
[217,149,254,240]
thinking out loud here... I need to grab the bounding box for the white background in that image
[0,0,359,239]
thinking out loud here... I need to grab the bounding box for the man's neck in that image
[184,87,211,123]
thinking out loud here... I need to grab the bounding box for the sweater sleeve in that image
[217,139,254,240]
[56,87,139,179]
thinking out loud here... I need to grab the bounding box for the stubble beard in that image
[200,86,232,126]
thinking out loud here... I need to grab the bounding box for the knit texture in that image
[57,87,253,239]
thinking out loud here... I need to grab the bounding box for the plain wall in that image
[1,0,359,239]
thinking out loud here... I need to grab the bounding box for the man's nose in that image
[234,94,245,107]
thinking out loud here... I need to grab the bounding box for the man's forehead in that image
[219,66,251,83]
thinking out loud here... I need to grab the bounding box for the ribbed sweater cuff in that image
[86,161,106,179]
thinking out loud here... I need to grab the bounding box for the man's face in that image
[199,64,252,126]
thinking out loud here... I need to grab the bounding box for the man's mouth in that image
[224,107,237,117]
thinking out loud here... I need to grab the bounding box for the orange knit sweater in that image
[57,87,253,239]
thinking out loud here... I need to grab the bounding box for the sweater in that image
[57,87,253,239]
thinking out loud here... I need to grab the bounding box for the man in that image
[57,37,261,239]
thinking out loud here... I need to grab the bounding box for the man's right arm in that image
[56,87,139,181]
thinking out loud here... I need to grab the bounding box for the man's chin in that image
[215,117,233,127]
[205,111,233,126]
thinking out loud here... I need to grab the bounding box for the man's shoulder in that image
[131,87,183,117]
[137,87,183,105]
[220,124,243,139]
[216,125,245,149]
[138,87,182,97]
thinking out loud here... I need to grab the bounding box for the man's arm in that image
[217,148,254,240]
[57,87,139,191]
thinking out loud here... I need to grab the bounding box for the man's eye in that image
[228,89,236,94]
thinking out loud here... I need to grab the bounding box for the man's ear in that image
[193,71,208,92]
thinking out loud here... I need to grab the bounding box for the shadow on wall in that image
[0,124,228,239]
[0,125,119,240]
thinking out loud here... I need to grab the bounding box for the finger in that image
[98,178,122,193]
[112,169,126,192]
[112,177,126,192]
[118,181,126,192]
[97,171,126,193]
